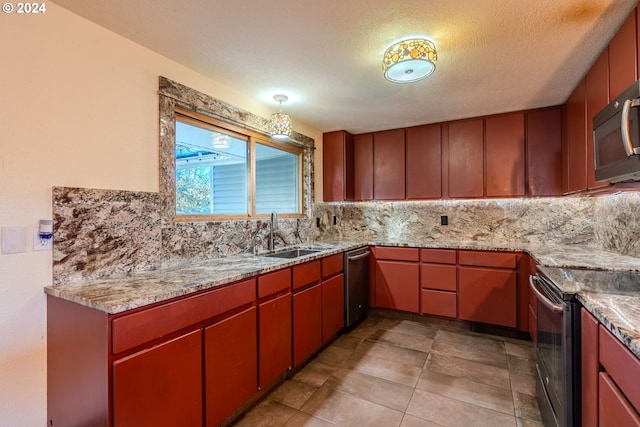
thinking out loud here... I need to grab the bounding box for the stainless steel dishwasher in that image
[344,247,370,327]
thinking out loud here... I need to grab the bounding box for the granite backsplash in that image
[52,187,640,285]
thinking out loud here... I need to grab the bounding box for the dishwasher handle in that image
[529,275,563,314]
[347,250,371,261]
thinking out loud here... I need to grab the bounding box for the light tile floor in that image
[231,315,543,427]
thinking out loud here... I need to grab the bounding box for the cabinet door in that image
[293,284,322,366]
[406,124,442,199]
[458,267,517,328]
[259,293,292,388]
[322,130,354,201]
[526,108,562,196]
[113,330,202,427]
[373,129,405,200]
[586,49,610,190]
[564,79,587,194]
[354,133,374,201]
[485,113,525,197]
[205,307,257,427]
[375,260,419,313]
[322,274,345,343]
[609,9,637,99]
[448,119,484,198]
[581,308,599,427]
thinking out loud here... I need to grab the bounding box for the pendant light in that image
[270,94,292,139]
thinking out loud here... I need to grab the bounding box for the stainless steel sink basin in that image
[263,249,321,259]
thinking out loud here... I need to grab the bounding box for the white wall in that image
[0,4,322,425]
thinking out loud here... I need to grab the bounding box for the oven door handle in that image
[529,275,563,314]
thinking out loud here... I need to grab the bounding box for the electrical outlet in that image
[440,215,448,226]
[33,227,52,251]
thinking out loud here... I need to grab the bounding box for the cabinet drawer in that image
[374,246,419,261]
[322,253,344,279]
[420,290,456,318]
[458,250,517,269]
[293,260,321,290]
[112,278,256,354]
[420,264,456,291]
[599,325,640,411]
[258,268,291,298]
[599,372,640,427]
[420,248,456,264]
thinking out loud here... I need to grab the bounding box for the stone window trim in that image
[158,76,315,226]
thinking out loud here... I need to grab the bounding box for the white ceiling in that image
[51,0,637,134]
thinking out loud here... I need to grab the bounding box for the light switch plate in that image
[1,227,27,254]
[33,227,52,251]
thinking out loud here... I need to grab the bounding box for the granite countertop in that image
[44,241,365,314]
[538,266,640,359]
[45,238,640,358]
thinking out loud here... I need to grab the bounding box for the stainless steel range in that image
[530,269,581,427]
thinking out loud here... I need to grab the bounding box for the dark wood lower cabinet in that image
[581,307,640,427]
[322,274,345,343]
[113,330,203,427]
[375,260,419,313]
[259,293,292,388]
[582,308,599,427]
[293,284,323,366]
[458,266,517,328]
[205,307,258,427]
[48,255,349,427]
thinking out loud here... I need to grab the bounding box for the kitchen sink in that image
[262,248,321,259]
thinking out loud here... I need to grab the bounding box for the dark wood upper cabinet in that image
[564,78,588,194]
[373,129,406,200]
[586,48,610,190]
[609,9,637,100]
[485,113,525,197]
[406,124,442,199]
[322,130,354,202]
[353,133,374,201]
[526,107,562,196]
[448,119,484,198]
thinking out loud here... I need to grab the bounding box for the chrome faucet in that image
[268,211,278,251]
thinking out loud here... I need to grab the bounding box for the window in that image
[175,110,303,219]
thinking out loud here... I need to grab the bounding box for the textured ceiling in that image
[51,0,638,134]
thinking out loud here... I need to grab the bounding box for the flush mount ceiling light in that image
[270,94,292,139]
[382,38,437,83]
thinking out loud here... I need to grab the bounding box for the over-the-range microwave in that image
[593,79,640,183]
